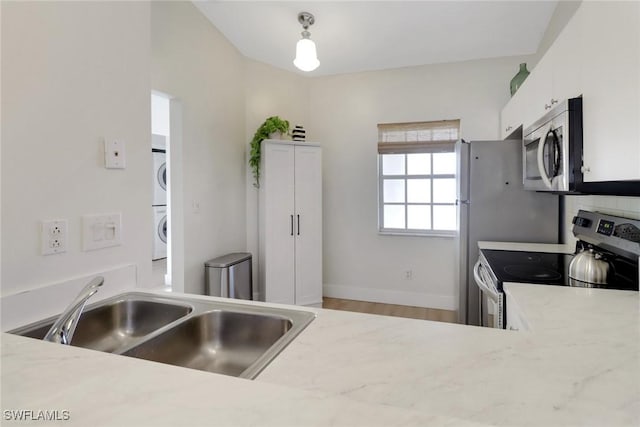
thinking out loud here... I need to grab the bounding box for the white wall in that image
[151,93,171,137]
[1,1,151,296]
[151,1,247,295]
[244,59,310,299]
[309,57,533,310]
[531,0,582,67]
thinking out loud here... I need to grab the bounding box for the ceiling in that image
[194,1,558,77]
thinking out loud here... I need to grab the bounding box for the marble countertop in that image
[1,333,480,427]
[3,285,638,426]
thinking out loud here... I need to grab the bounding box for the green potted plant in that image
[249,116,290,188]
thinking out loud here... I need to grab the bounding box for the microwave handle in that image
[536,122,554,190]
[473,260,500,302]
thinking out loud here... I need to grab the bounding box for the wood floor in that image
[322,297,458,323]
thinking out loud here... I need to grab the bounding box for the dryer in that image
[152,150,167,206]
[152,206,167,260]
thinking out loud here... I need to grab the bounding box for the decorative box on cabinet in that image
[258,140,322,306]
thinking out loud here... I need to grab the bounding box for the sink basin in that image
[9,292,315,379]
[123,310,293,377]
[11,297,192,352]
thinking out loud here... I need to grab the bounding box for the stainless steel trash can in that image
[205,253,252,300]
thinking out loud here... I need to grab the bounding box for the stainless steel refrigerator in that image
[456,140,559,326]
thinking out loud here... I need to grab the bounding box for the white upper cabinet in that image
[500,84,527,140]
[518,52,553,131]
[500,1,640,183]
[550,13,583,104]
[518,15,583,132]
[579,1,640,182]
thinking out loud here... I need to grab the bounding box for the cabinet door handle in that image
[297,215,300,235]
[544,103,552,110]
[550,99,558,105]
[290,215,294,236]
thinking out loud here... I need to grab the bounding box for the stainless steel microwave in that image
[523,98,583,192]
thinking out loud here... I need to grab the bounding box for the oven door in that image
[473,260,503,328]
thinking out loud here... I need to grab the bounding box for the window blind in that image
[377,120,460,154]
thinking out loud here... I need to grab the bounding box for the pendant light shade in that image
[293,12,320,72]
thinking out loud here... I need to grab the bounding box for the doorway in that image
[151,92,171,289]
[151,91,185,293]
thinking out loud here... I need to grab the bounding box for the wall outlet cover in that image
[41,220,67,255]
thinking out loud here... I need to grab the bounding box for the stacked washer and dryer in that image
[152,134,168,260]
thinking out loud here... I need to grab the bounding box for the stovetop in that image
[481,249,639,292]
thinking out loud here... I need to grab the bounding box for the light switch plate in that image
[105,139,126,169]
[82,213,122,251]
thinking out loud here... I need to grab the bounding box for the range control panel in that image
[596,219,615,236]
[572,210,640,259]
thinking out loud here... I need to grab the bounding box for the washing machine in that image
[152,206,168,260]
[152,150,167,206]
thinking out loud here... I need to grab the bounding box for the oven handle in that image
[473,260,500,302]
[536,122,554,190]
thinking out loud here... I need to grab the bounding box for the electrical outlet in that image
[404,270,413,280]
[41,220,67,255]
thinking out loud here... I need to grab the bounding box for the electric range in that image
[480,248,638,291]
[475,210,640,329]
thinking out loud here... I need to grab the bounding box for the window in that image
[378,120,460,236]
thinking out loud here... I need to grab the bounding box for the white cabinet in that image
[514,15,583,133]
[500,86,527,140]
[550,13,583,105]
[519,53,553,130]
[579,1,640,182]
[500,57,553,138]
[504,287,530,332]
[259,140,322,306]
[499,1,640,183]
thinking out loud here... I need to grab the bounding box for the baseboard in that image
[323,284,457,311]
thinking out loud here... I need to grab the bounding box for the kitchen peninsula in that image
[2,284,638,426]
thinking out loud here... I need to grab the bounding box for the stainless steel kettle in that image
[569,248,611,287]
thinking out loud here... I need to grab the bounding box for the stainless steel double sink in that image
[9,292,315,379]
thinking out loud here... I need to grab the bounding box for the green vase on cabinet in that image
[510,63,530,96]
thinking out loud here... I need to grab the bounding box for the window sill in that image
[378,230,456,238]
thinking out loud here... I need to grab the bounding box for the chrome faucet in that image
[43,276,104,344]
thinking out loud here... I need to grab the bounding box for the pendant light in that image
[293,12,320,72]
